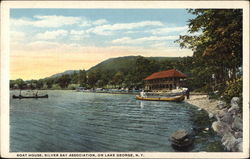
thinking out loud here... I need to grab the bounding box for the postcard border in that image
[1,1,249,158]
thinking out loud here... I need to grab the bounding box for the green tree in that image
[96,80,105,88]
[36,80,44,89]
[177,9,242,93]
[112,71,124,88]
[15,78,25,89]
[57,74,71,88]
[45,78,55,89]
[87,71,99,88]
[132,56,160,88]
[100,70,113,87]
[71,71,79,84]
[10,80,15,89]
[79,70,87,87]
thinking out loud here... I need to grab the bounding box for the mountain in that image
[48,56,182,78]
[48,70,79,78]
[88,56,181,73]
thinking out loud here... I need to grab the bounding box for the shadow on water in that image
[185,103,226,152]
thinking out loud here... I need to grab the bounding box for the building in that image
[144,69,187,91]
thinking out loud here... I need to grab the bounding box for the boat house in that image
[144,69,187,91]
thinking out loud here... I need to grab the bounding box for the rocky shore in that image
[186,94,219,115]
[185,94,243,152]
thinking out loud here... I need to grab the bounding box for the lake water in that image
[10,90,222,152]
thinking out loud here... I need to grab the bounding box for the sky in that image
[10,9,195,80]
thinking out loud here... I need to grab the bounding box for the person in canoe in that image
[32,91,38,97]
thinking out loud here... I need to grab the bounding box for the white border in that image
[1,1,249,158]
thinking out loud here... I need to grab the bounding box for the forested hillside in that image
[10,56,193,90]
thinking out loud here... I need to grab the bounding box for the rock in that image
[234,138,243,152]
[230,138,243,152]
[202,130,208,133]
[221,132,237,151]
[170,129,189,141]
[217,108,228,119]
[170,129,194,150]
[231,116,243,131]
[212,121,223,135]
[234,131,243,139]
[217,101,227,109]
[220,112,233,124]
[212,121,232,136]
[231,97,240,106]
[208,113,214,119]
[228,106,240,115]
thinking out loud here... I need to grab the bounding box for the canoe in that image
[135,95,185,102]
[12,94,48,99]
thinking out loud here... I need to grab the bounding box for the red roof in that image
[144,69,187,80]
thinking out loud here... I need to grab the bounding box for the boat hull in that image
[135,95,185,102]
[12,94,48,99]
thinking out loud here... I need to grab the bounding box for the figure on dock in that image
[140,90,147,98]
[186,88,190,99]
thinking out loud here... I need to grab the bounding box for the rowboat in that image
[135,95,185,102]
[12,94,48,99]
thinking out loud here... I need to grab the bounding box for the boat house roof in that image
[144,69,187,80]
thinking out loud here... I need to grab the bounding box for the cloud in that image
[93,19,108,25]
[125,30,140,34]
[26,41,63,50]
[11,15,110,28]
[108,21,164,30]
[150,42,168,48]
[69,30,89,40]
[11,15,81,28]
[36,30,68,40]
[10,31,26,42]
[112,35,179,45]
[150,26,188,35]
[87,28,113,36]
[11,40,192,58]
[79,20,92,27]
[88,21,164,35]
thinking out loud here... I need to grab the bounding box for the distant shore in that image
[185,94,220,115]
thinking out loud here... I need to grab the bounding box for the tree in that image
[71,71,79,84]
[57,74,71,88]
[10,80,15,89]
[87,71,99,88]
[79,70,87,87]
[176,9,242,93]
[131,57,158,86]
[112,71,124,88]
[96,80,105,88]
[100,70,113,87]
[45,78,55,89]
[36,80,44,89]
[15,78,25,89]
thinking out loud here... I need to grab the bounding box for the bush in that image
[68,84,80,90]
[222,77,242,104]
[51,84,61,90]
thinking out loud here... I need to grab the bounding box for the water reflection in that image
[140,101,144,109]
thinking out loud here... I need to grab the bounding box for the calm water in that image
[10,90,220,152]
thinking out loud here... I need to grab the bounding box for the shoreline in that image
[186,94,243,152]
[185,94,220,115]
